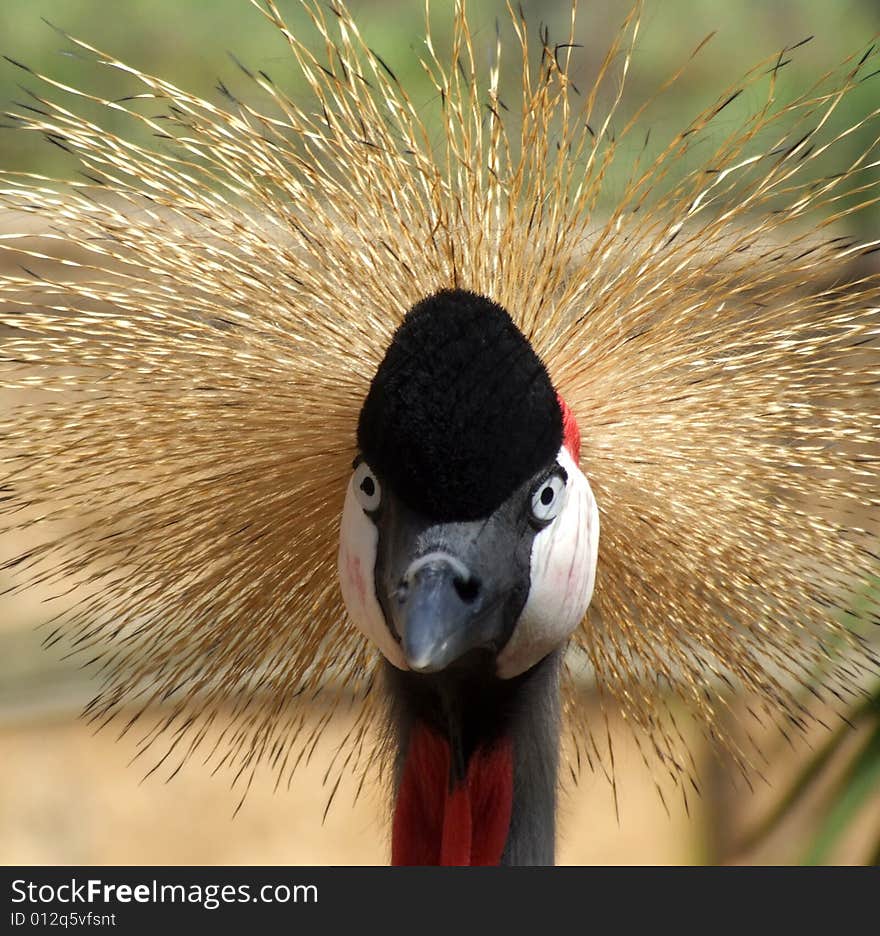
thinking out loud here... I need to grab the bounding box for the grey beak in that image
[395,554,485,673]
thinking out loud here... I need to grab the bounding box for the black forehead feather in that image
[357,289,562,522]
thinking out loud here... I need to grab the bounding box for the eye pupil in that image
[541,486,554,506]
[360,476,375,497]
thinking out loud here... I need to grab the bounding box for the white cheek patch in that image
[337,477,407,670]
[496,445,599,679]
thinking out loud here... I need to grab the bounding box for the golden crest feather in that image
[0,0,878,813]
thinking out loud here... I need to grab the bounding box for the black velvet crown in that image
[357,289,563,522]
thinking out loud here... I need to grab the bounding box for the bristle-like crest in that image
[0,0,878,803]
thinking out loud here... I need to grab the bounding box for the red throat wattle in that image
[391,724,514,866]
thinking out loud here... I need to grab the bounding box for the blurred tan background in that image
[1,0,879,865]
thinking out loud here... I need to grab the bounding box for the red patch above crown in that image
[557,395,581,463]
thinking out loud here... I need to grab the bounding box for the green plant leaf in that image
[803,721,880,865]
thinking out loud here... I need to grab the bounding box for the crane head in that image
[338,289,599,679]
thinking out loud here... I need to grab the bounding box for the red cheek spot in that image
[348,552,367,606]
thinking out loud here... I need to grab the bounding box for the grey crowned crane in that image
[0,1,878,866]
[339,289,598,865]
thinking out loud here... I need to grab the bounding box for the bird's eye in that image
[353,461,381,512]
[530,472,566,523]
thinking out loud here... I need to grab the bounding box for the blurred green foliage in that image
[1,1,878,231]
[733,575,880,865]
[738,682,880,864]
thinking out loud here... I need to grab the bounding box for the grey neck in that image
[501,650,562,865]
